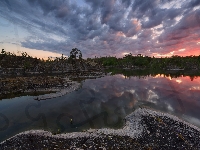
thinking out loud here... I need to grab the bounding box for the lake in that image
[0,73,200,142]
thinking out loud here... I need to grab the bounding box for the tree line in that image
[93,53,200,70]
[1,48,200,73]
[0,48,101,75]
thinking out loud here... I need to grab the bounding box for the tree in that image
[69,48,82,60]
[21,52,28,57]
[69,48,82,69]
[1,49,6,55]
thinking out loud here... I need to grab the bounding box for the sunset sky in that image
[0,0,200,59]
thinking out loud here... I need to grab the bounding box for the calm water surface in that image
[0,74,200,142]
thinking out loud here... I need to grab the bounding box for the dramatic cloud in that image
[0,0,200,58]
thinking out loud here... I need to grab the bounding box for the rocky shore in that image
[0,76,82,100]
[1,108,200,149]
[33,80,81,100]
[0,76,69,95]
[0,71,106,100]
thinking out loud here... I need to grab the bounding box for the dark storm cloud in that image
[138,29,153,39]
[152,9,200,55]
[84,0,102,10]
[121,0,132,8]
[159,9,200,42]
[188,0,200,7]
[27,0,66,15]
[132,0,157,13]
[0,0,200,57]
[142,8,182,28]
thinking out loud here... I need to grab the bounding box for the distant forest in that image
[96,53,200,70]
[1,49,200,71]
[0,48,101,74]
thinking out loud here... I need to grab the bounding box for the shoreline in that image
[1,108,200,149]
[0,79,81,101]
[0,72,105,100]
[33,80,81,100]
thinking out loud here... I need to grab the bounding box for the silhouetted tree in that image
[70,48,82,60]
[69,48,82,70]
[1,49,5,55]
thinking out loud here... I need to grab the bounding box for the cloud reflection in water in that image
[82,75,200,127]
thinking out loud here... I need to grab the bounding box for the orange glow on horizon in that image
[151,47,200,58]
[2,43,67,60]
[153,74,172,80]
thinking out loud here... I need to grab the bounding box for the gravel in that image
[1,108,200,149]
